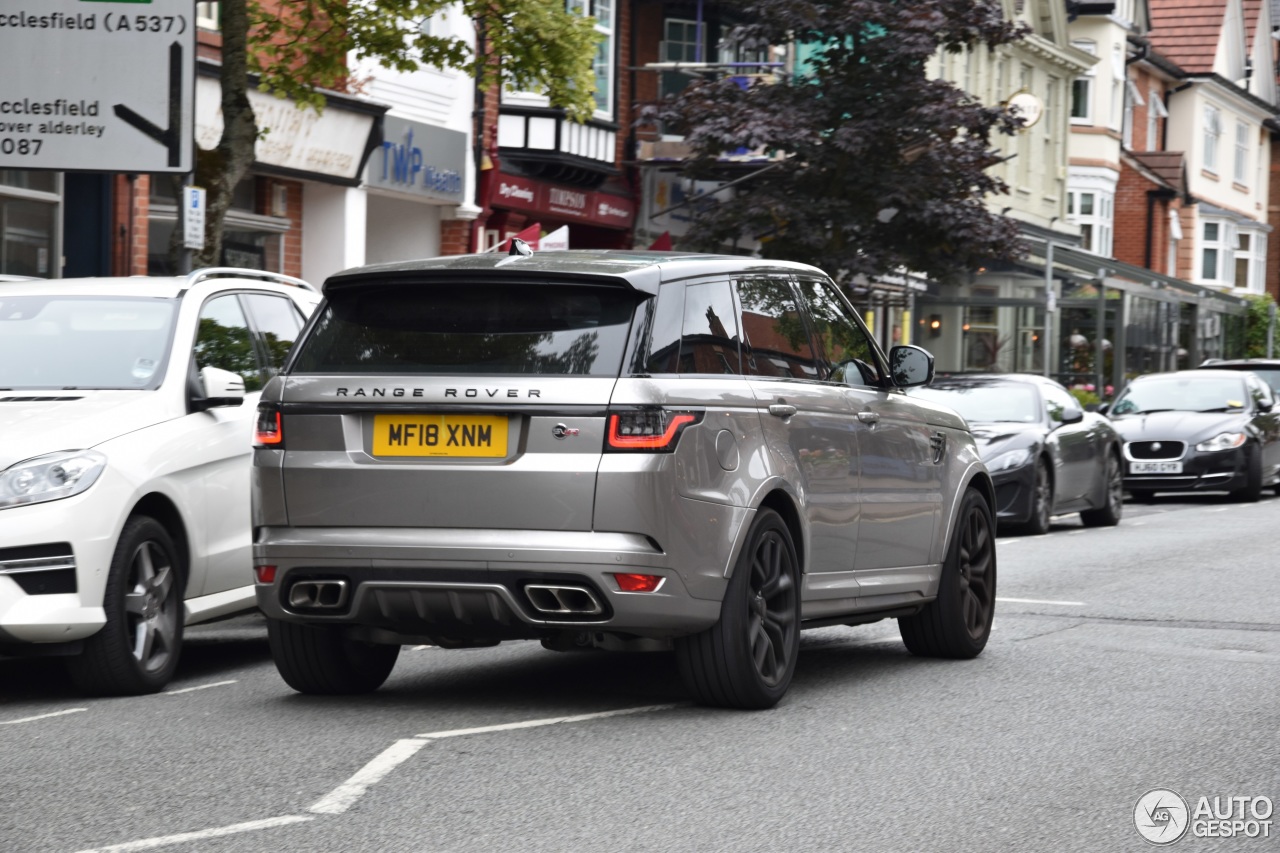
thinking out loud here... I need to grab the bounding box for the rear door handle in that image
[768,404,797,418]
[857,411,880,424]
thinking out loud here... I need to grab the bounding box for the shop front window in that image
[1,197,55,277]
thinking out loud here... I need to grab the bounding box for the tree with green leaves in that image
[185,0,599,268]
[657,0,1028,286]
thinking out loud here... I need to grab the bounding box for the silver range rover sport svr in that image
[251,250,996,709]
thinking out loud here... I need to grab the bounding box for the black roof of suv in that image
[324,250,828,296]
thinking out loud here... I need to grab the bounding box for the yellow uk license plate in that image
[372,414,509,458]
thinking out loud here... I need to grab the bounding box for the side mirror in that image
[889,344,935,388]
[1096,402,1110,415]
[195,366,246,410]
[1061,404,1084,425]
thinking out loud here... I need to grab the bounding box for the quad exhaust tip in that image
[524,584,603,616]
[288,579,349,610]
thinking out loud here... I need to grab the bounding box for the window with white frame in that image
[1167,208,1182,277]
[1146,89,1167,151]
[1203,106,1222,173]
[1110,44,1125,131]
[1070,40,1096,123]
[1067,190,1113,256]
[1200,219,1227,281]
[1234,229,1266,292]
[196,2,218,30]
[1234,120,1249,185]
[569,0,615,118]
[1122,80,1142,149]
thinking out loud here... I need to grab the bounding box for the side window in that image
[243,293,304,381]
[678,280,741,374]
[644,285,684,374]
[795,278,882,386]
[1247,376,1272,411]
[193,295,262,392]
[1041,384,1075,423]
[736,276,820,379]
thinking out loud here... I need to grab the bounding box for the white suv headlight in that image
[1195,432,1246,452]
[987,447,1034,472]
[0,450,107,510]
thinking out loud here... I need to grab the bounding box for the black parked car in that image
[1199,358,1280,395]
[1106,369,1280,502]
[910,374,1124,534]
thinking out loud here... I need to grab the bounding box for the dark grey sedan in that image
[1106,369,1280,502]
[911,374,1124,534]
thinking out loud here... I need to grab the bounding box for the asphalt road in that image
[2,494,1277,853]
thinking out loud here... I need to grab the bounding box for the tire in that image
[67,516,184,696]
[675,508,800,710]
[1080,452,1123,527]
[899,490,996,659]
[267,618,399,694]
[1229,447,1263,503]
[1020,458,1052,535]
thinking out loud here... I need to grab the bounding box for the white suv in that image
[0,268,319,694]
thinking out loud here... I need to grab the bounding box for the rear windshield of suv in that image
[291,282,642,376]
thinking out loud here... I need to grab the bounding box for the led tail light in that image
[254,405,283,447]
[606,410,701,452]
[613,573,664,592]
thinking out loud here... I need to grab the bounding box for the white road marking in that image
[409,644,433,650]
[416,703,681,739]
[1067,530,1086,535]
[0,708,87,725]
[997,597,1086,606]
[73,816,313,852]
[996,539,1020,546]
[309,738,431,815]
[1210,507,1232,513]
[164,680,237,695]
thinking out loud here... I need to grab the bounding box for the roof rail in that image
[185,267,317,292]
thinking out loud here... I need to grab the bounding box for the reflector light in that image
[613,573,663,592]
[255,408,283,447]
[606,411,698,451]
[254,565,277,584]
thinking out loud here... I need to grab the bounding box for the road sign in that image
[0,0,195,172]
[183,185,205,250]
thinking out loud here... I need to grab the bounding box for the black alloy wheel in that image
[68,516,184,695]
[676,508,800,709]
[899,489,996,657]
[1080,452,1124,527]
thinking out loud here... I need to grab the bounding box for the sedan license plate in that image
[1130,460,1182,474]
[373,414,508,458]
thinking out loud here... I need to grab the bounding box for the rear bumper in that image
[253,526,724,640]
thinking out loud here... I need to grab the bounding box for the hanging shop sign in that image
[365,115,466,203]
[491,171,634,229]
[0,0,195,172]
[195,75,380,185]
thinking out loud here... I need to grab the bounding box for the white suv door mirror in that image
[198,366,246,409]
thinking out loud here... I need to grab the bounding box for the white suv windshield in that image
[0,295,178,390]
